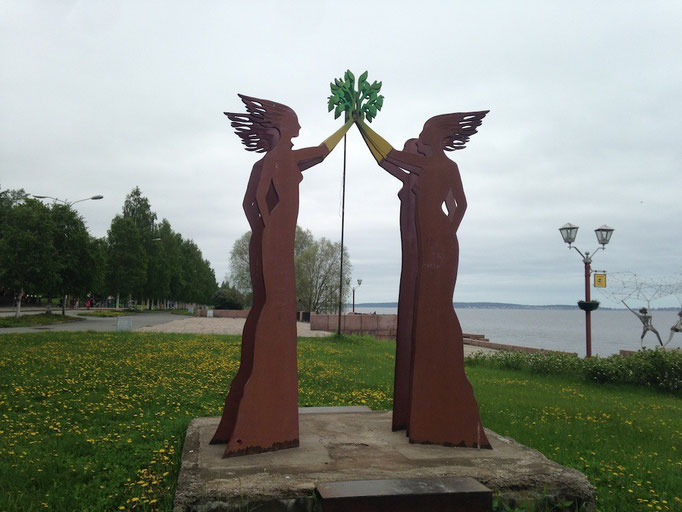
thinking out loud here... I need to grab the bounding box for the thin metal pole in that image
[584,258,592,358]
[337,134,347,335]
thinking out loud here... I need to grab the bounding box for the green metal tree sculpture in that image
[328,70,384,122]
[327,70,385,334]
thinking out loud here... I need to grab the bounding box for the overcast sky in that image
[2,1,681,307]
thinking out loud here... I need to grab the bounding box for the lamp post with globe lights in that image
[352,279,362,313]
[559,223,614,357]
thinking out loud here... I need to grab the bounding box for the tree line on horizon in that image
[0,185,217,317]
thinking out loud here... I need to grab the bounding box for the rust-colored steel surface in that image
[378,139,419,432]
[211,95,341,457]
[359,112,491,448]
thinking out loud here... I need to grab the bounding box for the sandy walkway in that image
[136,317,332,337]
[136,317,498,355]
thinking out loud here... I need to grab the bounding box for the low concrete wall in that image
[311,313,397,339]
[310,314,485,342]
[195,309,249,318]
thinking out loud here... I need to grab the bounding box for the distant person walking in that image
[623,301,663,346]
[666,310,682,346]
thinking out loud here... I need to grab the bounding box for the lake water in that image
[353,306,682,357]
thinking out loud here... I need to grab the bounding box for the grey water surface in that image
[354,307,681,357]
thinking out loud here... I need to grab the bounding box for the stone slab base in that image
[173,409,595,512]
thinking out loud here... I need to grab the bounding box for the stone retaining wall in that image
[311,313,397,339]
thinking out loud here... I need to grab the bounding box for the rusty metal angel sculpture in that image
[211,95,351,457]
[356,111,491,448]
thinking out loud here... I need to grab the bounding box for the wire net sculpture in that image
[597,272,682,347]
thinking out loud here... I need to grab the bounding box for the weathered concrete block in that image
[344,314,362,331]
[316,476,492,512]
[174,411,595,512]
[310,314,328,331]
[377,314,397,330]
[360,315,379,331]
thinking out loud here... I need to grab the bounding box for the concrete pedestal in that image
[174,408,595,511]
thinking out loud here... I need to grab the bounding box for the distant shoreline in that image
[353,302,680,311]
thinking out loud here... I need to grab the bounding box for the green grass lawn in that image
[0,313,84,328]
[0,332,679,511]
[77,310,132,318]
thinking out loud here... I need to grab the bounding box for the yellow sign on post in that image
[594,273,607,288]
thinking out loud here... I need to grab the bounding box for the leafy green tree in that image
[296,236,351,313]
[228,226,352,313]
[176,239,217,304]
[228,231,251,298]
[150,219,174,307]
[122,187,158,305]
[106,215,147,308]
[0,186,28,228]
[88,236,108,302]
[0,199,57,317]
[122,186,157,236]
[49,204,96,314]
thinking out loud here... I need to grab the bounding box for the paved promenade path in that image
[1,310,498,355]
[0,311,179,334]
[137,317,331,337]
[137,317,499,355]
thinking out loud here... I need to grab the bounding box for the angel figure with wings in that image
[211,95,351,457]
[356,111,491,448]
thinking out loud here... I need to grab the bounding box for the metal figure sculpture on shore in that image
[667,310,682,345]
[356,111,492,448]
[211,95,351,457]
[623,301,663,347]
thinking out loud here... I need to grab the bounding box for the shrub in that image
[212,287,245,310]
[466,348,682,394]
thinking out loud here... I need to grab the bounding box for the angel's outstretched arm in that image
[356,118,424,168]
[354,126,408,182]
[295,119,353,171]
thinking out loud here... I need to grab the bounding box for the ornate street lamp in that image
[352,279,362,313]
[559,223,614,357]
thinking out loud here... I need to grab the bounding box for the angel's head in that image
[225,94,299,152]
[417,111,489,155]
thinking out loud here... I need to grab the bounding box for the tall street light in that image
[559,223,614,358]
[33,194,103,206]
[352,279,362,313]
